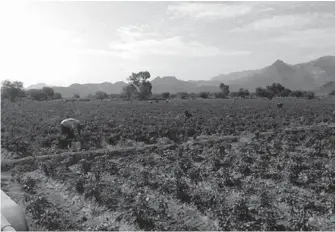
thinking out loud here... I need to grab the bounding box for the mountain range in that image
[27,55,335,98]
[26,83,47,90]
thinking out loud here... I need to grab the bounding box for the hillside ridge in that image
[26,55,335,97]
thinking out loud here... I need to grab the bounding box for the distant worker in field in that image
[184,110,193,122]
[60,118,83,141]
[277,103,283,108]
[232,98,237,104]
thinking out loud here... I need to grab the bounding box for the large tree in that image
[219,83,230,98]
[42,87,55,99]
[138,81,152,100]
[237,88,250,98]
[255,87,269,98]
[122,84,137,101]
[126,71,152,100]
[53,92,62,100]
[266,83,286,96]
[95,91,109,101]
[1,80,25,102]
[127,71,150,86]
[177,92,188,99]
[161,92,170,99]
[27,89,48,101]
[256,83,291,99]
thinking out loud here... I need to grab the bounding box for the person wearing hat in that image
[60,117,84,149]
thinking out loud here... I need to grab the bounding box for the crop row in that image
[11,124,335,230]
[2,98,335,158]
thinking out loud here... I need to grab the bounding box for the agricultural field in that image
[1,98,335,231]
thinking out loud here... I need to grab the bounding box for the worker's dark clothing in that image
[60,118,81,140]
[184,111,193,122]
[61,124,76,139]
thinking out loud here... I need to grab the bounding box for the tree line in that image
[0,71,153,102]
[156,82,316,100]
[0,71,321,102]
[1,80,63,102]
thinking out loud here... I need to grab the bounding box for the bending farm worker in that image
[184,110,193,122]
[60,118,83,142]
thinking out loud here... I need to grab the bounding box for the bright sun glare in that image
[0,1,80,87]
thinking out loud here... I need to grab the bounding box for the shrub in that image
[25,195,51,220]
[27,89,48,101]
[198,92,209,99]
[21,176,37,194]
[237,88,250,98]
[53,92,62,99]
[161,92,170,99]
[214,92,226,99]
[177,92,189,99]
[306,91,315,99]
[289,90,304,98]
[229,91,238,98]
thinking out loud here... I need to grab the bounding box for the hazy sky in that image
[1,1,335,87]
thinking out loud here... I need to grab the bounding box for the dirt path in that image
[1,172,25,206]
[1,135,241,169]
[1,169,106,230]
[0,172,33,229]
[26,171,88,229]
